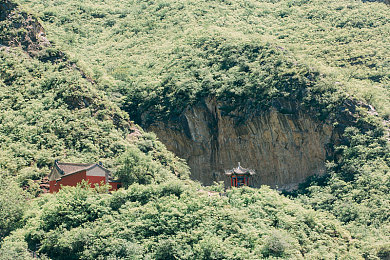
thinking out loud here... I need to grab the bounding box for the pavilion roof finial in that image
[224,163,255,176]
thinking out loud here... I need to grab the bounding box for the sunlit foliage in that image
[0,2,188,190]
[19,0,390,120]
[1,183,361,259]
[1,0,390,259]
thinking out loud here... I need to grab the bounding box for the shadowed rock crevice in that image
[147,98,342,190]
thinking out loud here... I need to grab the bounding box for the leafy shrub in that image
[261,230,294,258]
[19,0,390,120]
[1,184,360,259]
[0,177,29,240]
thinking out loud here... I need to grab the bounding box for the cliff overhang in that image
[145,98,348,190]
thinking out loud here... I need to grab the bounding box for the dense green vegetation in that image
[0,177,28,240]
[1,0,390,259]
[0,0,188,244]
[1,183,362,259]
[0,0,189,179]
[18,0,390,121]
[295,123,390,258]
[0,46,188,181]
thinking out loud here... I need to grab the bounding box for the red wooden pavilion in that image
[225,162,255,187]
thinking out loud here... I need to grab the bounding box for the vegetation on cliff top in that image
[0,0,390,259]
[19,0,390,122]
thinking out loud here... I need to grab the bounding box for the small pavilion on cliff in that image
[225,162,255,187]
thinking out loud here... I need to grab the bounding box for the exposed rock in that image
[147,98,341,190]
[0,1,95,83]
[0,1,51,56]
[362,0,390,5]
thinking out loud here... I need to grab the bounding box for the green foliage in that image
[0,176,29,240]
[0,2,188,190]
[296,123,390,258]
[115,133,189,187]
[115,146,172,187]
[0,183,362,259]
[261,230,295,258]
[0,47,129,177]
[40,184,110,232]
[0,229,34,260]
[18,0,390,120]
[1,1,390,259]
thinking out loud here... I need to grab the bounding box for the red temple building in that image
[225,162,255,187]
[49,161,121,193]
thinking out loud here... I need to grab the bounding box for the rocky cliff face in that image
[147,99,340,190]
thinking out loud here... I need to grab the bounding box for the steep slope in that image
[18,0,390,188]
[150,98,338,189]
[0,1,188,185]
[19,0,390,114]
[0,0,190,242]
[0,1,389,258]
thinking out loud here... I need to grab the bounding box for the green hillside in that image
[0,0,188,181]
[0,0,188,242]
[0,0,390,259]
[18,0,390,121]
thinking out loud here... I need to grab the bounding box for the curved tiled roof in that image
[225,162,255,176]
[55,162,95,175]
[50,161,119,183]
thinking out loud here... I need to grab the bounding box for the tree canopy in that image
[1,0,390,259]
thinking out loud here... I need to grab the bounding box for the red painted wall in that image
[60,170,86,187]
[50,171,87,193]
[49,171,122,193]
[49,180,57,193]
[86,176,106,188]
